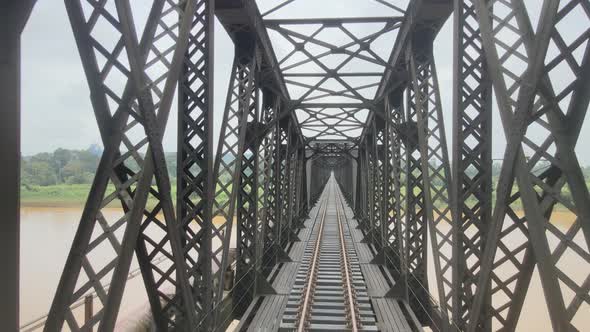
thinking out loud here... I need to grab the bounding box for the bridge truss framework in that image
[3,0,590,331]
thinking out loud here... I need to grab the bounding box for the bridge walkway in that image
[236,177,422,331]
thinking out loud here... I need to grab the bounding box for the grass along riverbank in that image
[21,183,582,218]
[21,183,229,209]
[21,184,95,207]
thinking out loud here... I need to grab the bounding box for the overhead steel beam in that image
[3,0,37,33]
[375,0,453,102]
[216,0,306,153]
[264,16,403,25]
[215,0,289,100]
[294,103,373,108]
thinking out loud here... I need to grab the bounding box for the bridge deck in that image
[237,178,422,331]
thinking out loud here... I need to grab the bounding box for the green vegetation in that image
[20,147,590,208]
[20,146,179,207]
[21,147,98,206]
[21,183,93,206]
[22,147,100,187]
[20,146,236,207]
[21,183,179,208]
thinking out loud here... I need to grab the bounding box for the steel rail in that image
[296,186,329,332]
[335,187,360,332]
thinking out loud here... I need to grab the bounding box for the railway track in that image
[280,180,378,331]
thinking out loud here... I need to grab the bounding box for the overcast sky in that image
[21,0,590,165]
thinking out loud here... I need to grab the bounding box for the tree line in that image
[20,146,590,188]
[21,146,178,188]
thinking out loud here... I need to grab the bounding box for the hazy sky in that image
[21,0,590,165]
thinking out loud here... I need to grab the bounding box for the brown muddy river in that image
[20,207,589,331]
[20,207,237,330]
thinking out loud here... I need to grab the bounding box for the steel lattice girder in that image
[46,1,200,330]
[385,90,409,294]
[258,94,280,276]
[208,43,259,326]
[37,0,590,330]
[467,1,590,331]
[404,56,432,324]
[235,89,282,316]
[277,122,291,247]
[177,0,215,328]
[265,15,403,135]
[233,69,261,318]
[451,0,493,330]
[407,41,455,327]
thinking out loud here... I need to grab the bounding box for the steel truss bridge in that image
[3,0,590,331]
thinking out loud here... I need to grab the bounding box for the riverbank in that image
[20,184,581,229]
[21,183,92,207]
[21,183,228,208]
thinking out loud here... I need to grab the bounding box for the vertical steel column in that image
[111,2,201,329]
[365,118,386,249]
[363,132,374,239]
[309,156,318,203]
[292,145,304,228]
[346,157,354,202]
[375,119,387,249]
[46,2,198,330]
[452,0,492,329]
[363,139,374,234]
[346,157,354,203]
[210,40,259,325]
[405,47,432,324]
[0,19,20,332]
[335,160,342,187]
[356,143,366,227]
[408,41,457,327]
[369,132,378,242]
[277,121,290,248]
[367,124,377,245]
[272,116,283,252]
[234,79,260,317]
[177,0,215,327]
[293,140,303,229]
[339,156,354,204]
[298,151,309,221]
[469,1,590,331]
[354,152,363,217]
[385,90,409,294]
[312,155,331,202]
[0,2,35,329]
[292,142,301,226]
[361,142,371,230]
[284,122,297,242]
[259,93,279,276]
